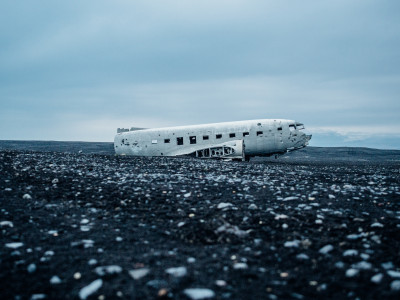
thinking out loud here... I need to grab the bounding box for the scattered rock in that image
[296,253,310,260]
[30,294,46,300]
[284,240,300,248]
[391,280,400,291]
[183,288,215,300]
[343,249,358,257]
[352,261,372,270]
[50,276,62,284]
[217,203,233,210]
[370,273,383,284]
[248,204,258,210]
[282,196,298,201]
[387,270,400,279]
[0,221,13,227]
[215,223,249,238]
[94,265,122,276]
[27,263,37,273]
[129,268,150,280]
[346,269,359,277]
[5,242,24,249]
[319,245,334,255]
[166,266,187,277]
[233,263,248,270]
[79,279,103,300]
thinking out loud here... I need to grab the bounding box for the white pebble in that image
[370,273,383,284]
[50,275,62,284]
[233,262,248,270]
[80,226,90,232]
[282,196,298,201]
[391,280,400,291]
[381,262,394,270]
[343,249,358,257]
[346,268,359,277]
[88,259,98,266]
[0,221,13,227]
[129,268,150,280]
[371,222,384,228]
[296,253,309,260]
[387,270,400,278]
[23,194,32,200]
[284,240,300,248]
[248,204,258,210]
[187,257,196,263]
[215,280,226,287]
[95,265,122,276]
[30,294,46,300]
[183,288,215,300]
[352,261,372,270]
[274,214,288,220]
[360,253,370,260]
[79,279,103,300]
[166,266,187,277]
[217,203,233,209]
[335,261,345,269]
[116,237,123,242]
[5,242,24,249]
[27,263,37,273]
[319,245,334,255]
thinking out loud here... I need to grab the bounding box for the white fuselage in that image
[114,119,311,159]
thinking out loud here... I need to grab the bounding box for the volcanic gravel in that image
[1,150,399,300]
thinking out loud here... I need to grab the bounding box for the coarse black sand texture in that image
[1,148,400,299]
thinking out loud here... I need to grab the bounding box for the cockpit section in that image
[286,121,312,152]
[289,123,305,131]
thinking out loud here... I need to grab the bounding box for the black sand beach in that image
[0,142,399,299]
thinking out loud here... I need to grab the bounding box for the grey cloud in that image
[0,0,399,148]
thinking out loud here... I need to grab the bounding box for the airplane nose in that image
[305,134,312,146]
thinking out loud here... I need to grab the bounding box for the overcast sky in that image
[1,0,399,148]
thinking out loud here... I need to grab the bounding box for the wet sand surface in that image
[0,146,399,299]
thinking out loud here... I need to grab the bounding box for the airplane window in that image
[190,136,196,144]
[277,127,282,131]
[289,124,296,131]
[177,137,183,145]
[257,131,263,136]
[229,133,236,138]
[164,139,170,143]
[216,134,222,139]
[203,135,209,140]
[243,132,249,137]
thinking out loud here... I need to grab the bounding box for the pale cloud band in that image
[1,1,399,149]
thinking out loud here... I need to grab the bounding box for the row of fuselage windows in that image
[163,130,269,145]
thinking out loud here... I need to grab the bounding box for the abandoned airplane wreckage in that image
[114,119,312,161]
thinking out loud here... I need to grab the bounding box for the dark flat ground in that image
[1,140,400,162]
[0,141,400,299]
